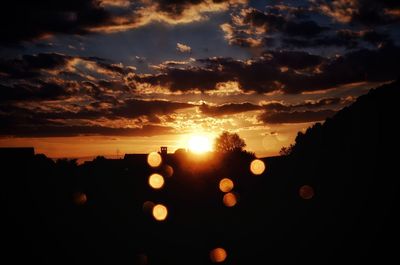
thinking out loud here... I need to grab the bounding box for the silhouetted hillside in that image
[290,79,399,158]
[275,79,400,264]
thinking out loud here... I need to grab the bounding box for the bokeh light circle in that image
[72,192,87,205]
[299,185,315,200]
[147,152,162,167]
[148,173,165,189]
[250,159,266,175]
[152,204,168,221]
[210,247,227,263]
[219,178,234,193]
[223,192,237,207]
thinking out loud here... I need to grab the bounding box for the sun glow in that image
[187,135,213,153]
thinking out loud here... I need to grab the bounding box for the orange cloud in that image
[91,0,248,33]
[176,43,192,53]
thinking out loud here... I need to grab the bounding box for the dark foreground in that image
[2,81,400,264]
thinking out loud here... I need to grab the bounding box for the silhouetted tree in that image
[279,144,294,156]
[93,155,106,162]
[214,131,246,153]
[56,158,78,167]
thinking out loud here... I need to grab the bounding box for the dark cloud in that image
[154,0,243,15]
[283,29,391,49]
[132,44,400,94]
[154,0,205,15]
[0,0,110,45]
[314,0,400,26]
[0,124,174,137]
[203,51,324,93]
[223,3,398,51]
[1,98,192,120]
[241,8,328,37]
[0,53,138,104]
[265,4,312,19]
[199,102,261,116]
[0,97,192,137]
[265,50,324,70]
[0,51,196,137]
[221,6,329,49]
[112,99,192,119]
[362,30,391,46]
[281,44,400,93]
[0,82,71,102]
[0,0,245,46]
[0,53,70,79]
[177,50,324,92]
[263,97,348,112]
[258,97,349,124]
[132,67,232,92]
[259,109,337,124]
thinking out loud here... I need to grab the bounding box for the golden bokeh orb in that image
[147,152,162,167]
[210,247,227,263]
[164,164,174,178]
[148,173,165,189]
[299,185,315,200]
[152,204,168,221]
[136,254,148,265]
[223,192,237,207]
[142,201,155,214]
[250,159,266,175]
[72,192,87,205]
[219,178,234,193]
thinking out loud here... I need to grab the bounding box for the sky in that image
[1,0,399,158]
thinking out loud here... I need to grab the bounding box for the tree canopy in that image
[214,131,246,153]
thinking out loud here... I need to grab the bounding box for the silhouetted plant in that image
[279,144,294,156]
[93,155,106,162]
[56,158,78,167]
[214,131,246,153]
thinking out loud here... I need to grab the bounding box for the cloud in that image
[314,0,400,25]
[263,97,350,112]
[280,43,400,93]
[0,124,174,137]
[199,102,261,116]
[1,0,248,45]
[220,23,264,48]
[130,50,327,93]
[256,97,352,124]
[111,99,193,119]
[222,3,396,51]
[131,67,232,92]
[0,53,71,79]
[0,52,198,137]
[176,43,192,53]
[130,44,400,94]
[283,29,391,49]
[0,0,110,45]
[222,7,328,44]
[0,97,193,137]
[1,97,193,121]
[93,0,248,33]
[258,109,336,124]
[0,82,71,102]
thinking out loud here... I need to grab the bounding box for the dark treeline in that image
[2,80,399,264]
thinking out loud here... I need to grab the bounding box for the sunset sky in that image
[1,0,399,158]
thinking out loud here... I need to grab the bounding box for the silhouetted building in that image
[160,146,168,156]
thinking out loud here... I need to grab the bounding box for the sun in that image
[187,135,213,153]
